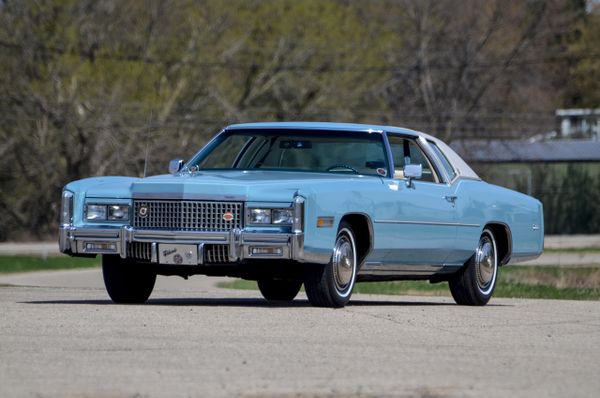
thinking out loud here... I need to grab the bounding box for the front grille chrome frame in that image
[133,200,243,232]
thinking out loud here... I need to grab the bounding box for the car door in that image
[372,135,458,266]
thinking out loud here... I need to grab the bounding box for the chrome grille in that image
[204,244,230,264]
[133,200,243,231]
[127,242,152,261]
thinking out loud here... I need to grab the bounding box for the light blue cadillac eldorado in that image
[59,122,544,307]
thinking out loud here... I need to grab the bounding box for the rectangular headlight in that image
[86,204,107,221]
[248,208,294,225]
[60,191,73,225]
[272,209,293,225]
[249,209,271,224]
[108,205,129,221]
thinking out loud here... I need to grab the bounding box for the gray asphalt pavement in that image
[1,269,599,398]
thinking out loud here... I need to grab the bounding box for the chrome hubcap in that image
[475,235,496,293]
[332,234,354,293]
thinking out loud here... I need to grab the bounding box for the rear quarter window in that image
[428,141,457,181]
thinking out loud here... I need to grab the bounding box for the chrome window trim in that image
[384,132,447,184]
[381,131,395,179]
[416,136,450,184]
[186,128,390,177]
[426,139,459,184]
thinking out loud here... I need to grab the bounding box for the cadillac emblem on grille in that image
[222,212,234,221]
[138,204,149,218]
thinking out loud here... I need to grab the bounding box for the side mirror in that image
[403,164,422,188]
[169,159,184,174]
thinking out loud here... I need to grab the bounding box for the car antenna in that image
[143,140,149,178]
[143,113,153,178]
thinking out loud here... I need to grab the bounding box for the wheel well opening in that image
[484,223,512,266]
[340,214,373,266]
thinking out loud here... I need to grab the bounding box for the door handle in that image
[444,195,458,204]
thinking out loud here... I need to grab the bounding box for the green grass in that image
[0,256,100,274]
[217,265,600,301]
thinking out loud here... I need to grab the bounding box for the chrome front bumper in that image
[59,224,305,263]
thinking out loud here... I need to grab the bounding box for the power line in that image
[1,39,599,74]
[0,96,566,119]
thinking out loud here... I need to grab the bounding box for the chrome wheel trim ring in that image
[332,228,357,298]
[475,230,497,295]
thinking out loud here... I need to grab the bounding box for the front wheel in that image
[102,255,156,304]
[449,228,498,306]
[304,221,358,308]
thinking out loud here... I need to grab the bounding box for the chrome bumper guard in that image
[59,225,305,263]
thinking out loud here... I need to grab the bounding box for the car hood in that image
[66,176,142,199]
[74,170,374,203]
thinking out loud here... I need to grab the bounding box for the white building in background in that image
[556,108,600,139]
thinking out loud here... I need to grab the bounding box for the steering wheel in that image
[326,164,359,174]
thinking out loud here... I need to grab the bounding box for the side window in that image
[387,135,438,183]
[428,141,457,181]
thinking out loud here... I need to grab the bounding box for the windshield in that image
[187,129,389,177]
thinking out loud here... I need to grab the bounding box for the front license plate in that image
[158,244,198,265]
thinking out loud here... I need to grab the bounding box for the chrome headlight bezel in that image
[247,207,293,226]
[85,204,130,222]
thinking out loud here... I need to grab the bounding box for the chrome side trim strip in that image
[360,262,462,276]
[374,219,480,228]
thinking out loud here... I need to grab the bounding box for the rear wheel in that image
[304,221,357,308]
[449,228,498,306]
[102,255,156,304]
[257,278,302,301]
